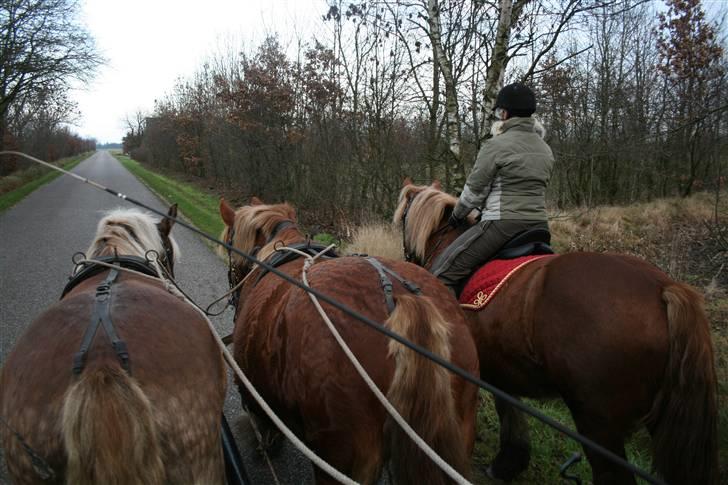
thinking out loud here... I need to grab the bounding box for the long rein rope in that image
[0,151,666,485]
[287,246,471,485]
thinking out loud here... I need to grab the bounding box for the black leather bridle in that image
[226,219,297,309]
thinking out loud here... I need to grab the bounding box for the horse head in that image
[85,204,179,277]
[393,180,472,269]
[219,196,299,284]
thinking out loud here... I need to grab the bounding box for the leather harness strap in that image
[62,255,158,298]
[72,266,131,375]
[364,257,422,314]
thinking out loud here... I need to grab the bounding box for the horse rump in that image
[383,294,469,484]
[646,283,718,485]
[62,364,165,485]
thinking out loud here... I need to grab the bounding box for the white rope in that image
[75,257,358,485]
[192,295,358,485]
[296,249,472,485]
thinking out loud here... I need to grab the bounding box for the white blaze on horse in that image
[0,205,227,485]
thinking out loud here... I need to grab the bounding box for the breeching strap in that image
[72,267,131,375]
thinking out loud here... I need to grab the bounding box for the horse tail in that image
[384,294,469,484]
[647,283,718,485]
[62,365,165,485]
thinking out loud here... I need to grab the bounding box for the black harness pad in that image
[61,255,159,299]
[255,242,339,284]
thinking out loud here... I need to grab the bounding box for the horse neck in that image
[423,225,467,271]
[256,226,306,262]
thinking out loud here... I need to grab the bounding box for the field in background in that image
[116,156,725,483]
[0,152,92,212]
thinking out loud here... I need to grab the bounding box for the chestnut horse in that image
[0,206,227,485]
[393,183,718,485]
[219,197,479,484]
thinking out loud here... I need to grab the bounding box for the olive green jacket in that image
[453,117,554,221]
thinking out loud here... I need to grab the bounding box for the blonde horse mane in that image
[85,208,179,275]
[393,184,457,262]
[220,202,298,264]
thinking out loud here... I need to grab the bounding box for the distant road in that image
[0,150,313,484]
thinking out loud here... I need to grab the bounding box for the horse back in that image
[233,255,479,480]
[477,252,672,411]
[0,272,226,484]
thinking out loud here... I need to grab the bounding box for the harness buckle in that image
[113,341,131,372]
[72,351,87,375]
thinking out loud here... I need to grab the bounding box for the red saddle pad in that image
[459,255,554,310]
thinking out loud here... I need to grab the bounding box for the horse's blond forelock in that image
[223,203,297,264]
[85,208,179,275]
[393,185,457,261]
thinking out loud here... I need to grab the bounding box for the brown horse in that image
[393,182,719,485]
[219,197,479,484]
[0,206,227,485]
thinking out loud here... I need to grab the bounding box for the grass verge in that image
[114,154,224,237]
[471,393,653,484]
[0,152,91,212]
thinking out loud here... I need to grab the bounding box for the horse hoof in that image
[484,464,512,483]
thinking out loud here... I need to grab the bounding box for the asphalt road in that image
[0,150,313,484]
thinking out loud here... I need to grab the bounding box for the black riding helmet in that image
[495,83,536,117]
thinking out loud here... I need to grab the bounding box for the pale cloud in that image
[71,0,326,143]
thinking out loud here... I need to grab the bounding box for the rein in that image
[298,249,470,485]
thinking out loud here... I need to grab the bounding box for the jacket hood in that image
[491,117,546,139]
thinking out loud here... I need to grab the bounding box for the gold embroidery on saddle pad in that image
[460,257,547,311]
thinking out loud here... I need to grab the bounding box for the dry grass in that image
[345,222,403,260]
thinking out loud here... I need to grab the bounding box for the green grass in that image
[114,154,223,237]
[472,392,654,484]
[0,153,90,212]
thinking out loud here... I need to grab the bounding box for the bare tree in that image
[0,0,103,155]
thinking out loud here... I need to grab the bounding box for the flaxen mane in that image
[393,185,458,262]
[85,208,179,275]
[219,203,297,264]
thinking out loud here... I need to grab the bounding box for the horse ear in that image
[158,203,177,237]
[403,176,413,187]
[250,196,264,206]
[220,198,236,227]
[431,179,442,190]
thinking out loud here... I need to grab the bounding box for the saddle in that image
[459,228,555,310]
[491,228,554,260]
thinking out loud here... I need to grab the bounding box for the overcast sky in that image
[71,0,326,143]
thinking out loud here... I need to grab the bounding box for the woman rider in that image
[431,83,554,296]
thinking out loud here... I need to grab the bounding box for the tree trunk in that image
[427,0,461,164]
[479,0,530,143]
